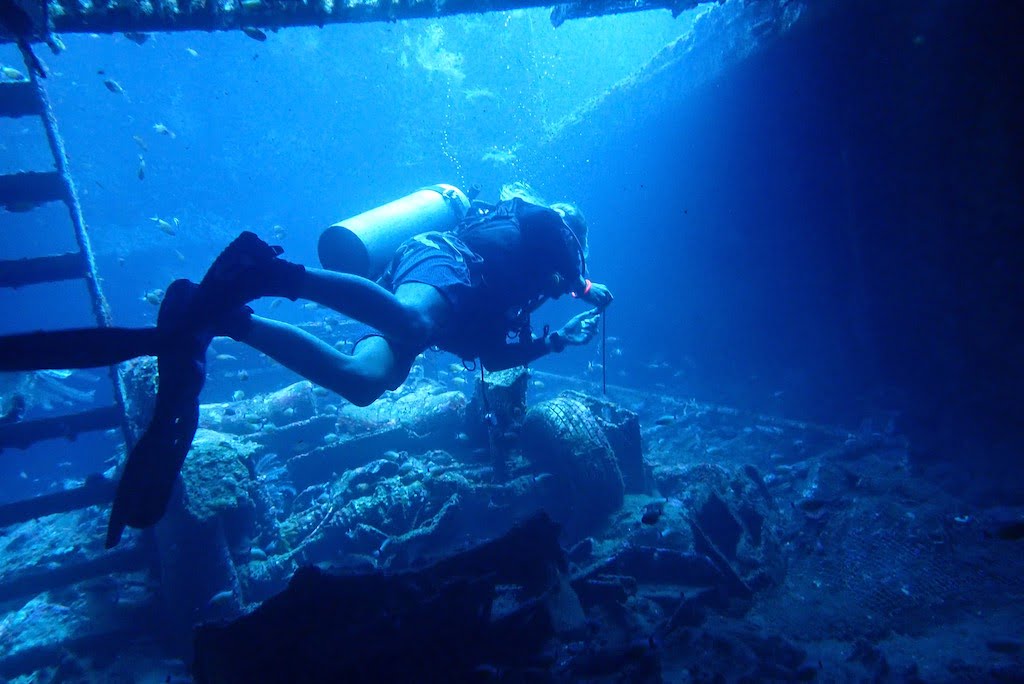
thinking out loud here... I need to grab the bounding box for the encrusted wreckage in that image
[2,360,1021,681]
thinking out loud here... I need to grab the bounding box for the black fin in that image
[106,280,210,547]
[18,39,45,78]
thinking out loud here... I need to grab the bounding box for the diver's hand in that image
[581,281,613,309]
[557,309,602,346]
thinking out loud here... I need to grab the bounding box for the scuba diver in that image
[0,185,613,547]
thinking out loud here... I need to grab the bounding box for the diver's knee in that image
[403,307,434,347]
[347,381,386,407]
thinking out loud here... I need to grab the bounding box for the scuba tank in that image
[318,184,470,280]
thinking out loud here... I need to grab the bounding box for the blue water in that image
[2,0,1023,680]
[0,8,694,492]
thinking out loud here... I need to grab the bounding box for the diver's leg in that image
[239,317,410,407]
[193,232,449,346]
[297,272,449,347]
[234,282,446,406]
[0,327,172,371]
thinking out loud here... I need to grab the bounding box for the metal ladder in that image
[0,56,146,611]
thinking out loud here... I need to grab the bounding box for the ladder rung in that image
[0,80,42,118]
[0,171,68,210]
[0,252,87,288]
[0,475,116,527]
[0,405,122,450]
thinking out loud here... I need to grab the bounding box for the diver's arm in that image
[572,278,614,309]
[479,309,602,372]
[479,333,558,372]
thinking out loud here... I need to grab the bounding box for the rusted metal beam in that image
[0,0,708,41]
[0,80,41,117]
[0,474,116,527]
[0,170,67,210]
[552,0,708,26]
[0,252,86,288]
[0,405,122,450]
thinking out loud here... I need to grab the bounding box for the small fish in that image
[531,380,545,390]
[122,32,150,45]
[215,354,238,362]
[186,47,200,57]
[241,26,268,42]
[141,288,164,306]
[452,377,467,386]
[269,298,283,310]
[231,390,246,401]
[133,135,148,151]
[1,66,25,81]
[137,154,146,180]
[207,589,234,609]
[237,370,249,381]
[449,363,465,373]
[654,415,676,426]
[149,216,176,235]
[174,249,186,262]
[641,501,665,525]
[272,224,286,240]
[103,78,124,94]
[302,302,319,311]
[152,123,176,139]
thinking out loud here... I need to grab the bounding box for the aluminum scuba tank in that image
[318,184,470,280]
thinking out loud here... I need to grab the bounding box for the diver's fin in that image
[17,39,46,78]
[105,349,201,546]
[0,0,47,78]
[0,327,167,371]
[106,280,211,547]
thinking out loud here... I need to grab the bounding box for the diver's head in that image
[551,202,589,260]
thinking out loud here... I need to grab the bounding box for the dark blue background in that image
[2,0,1022,503]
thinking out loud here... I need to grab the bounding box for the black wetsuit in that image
[369,198,585,369]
